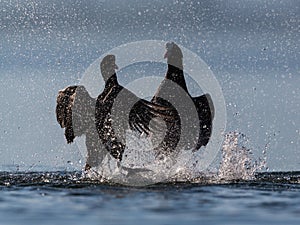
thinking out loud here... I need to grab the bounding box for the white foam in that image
[83,131,268,186]
[218,132,267,181]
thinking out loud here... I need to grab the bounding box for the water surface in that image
[1,171,300,225]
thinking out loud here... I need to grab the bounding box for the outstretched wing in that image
[130,94,214,150]
[129,99,178,135]
[192,93,214,149]
[56,86,78,143]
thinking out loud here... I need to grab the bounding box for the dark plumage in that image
[56,44,214,167]
[56,85,78,144]
[56,85,107,170]
[152,42,214,151]
[95,55,177,161]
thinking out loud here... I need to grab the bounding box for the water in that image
[1,171,300,225]
[1,133,300,225]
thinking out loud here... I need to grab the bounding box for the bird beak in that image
[114,64,119,70]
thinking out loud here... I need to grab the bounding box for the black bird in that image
[95,55,177,161]
[151,42,214,151]
[56,45,214,165]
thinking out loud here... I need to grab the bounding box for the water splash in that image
[217,132,267,181]
[82,131,268,186]
[84,130,176,186]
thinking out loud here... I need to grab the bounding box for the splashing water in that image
[217,132,267,181]
[83,131,268,186]
[84,130,177,186]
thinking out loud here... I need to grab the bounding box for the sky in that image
[0,0,299,171]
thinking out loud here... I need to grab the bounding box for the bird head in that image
[164,42,183,69]
[100,54,119,82]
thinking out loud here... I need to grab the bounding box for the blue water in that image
[1,171,300,225]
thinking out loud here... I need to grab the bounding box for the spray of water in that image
[83,131,268,186]
[217,132,267,182]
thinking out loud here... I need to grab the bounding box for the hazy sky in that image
[0,0,299,171]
